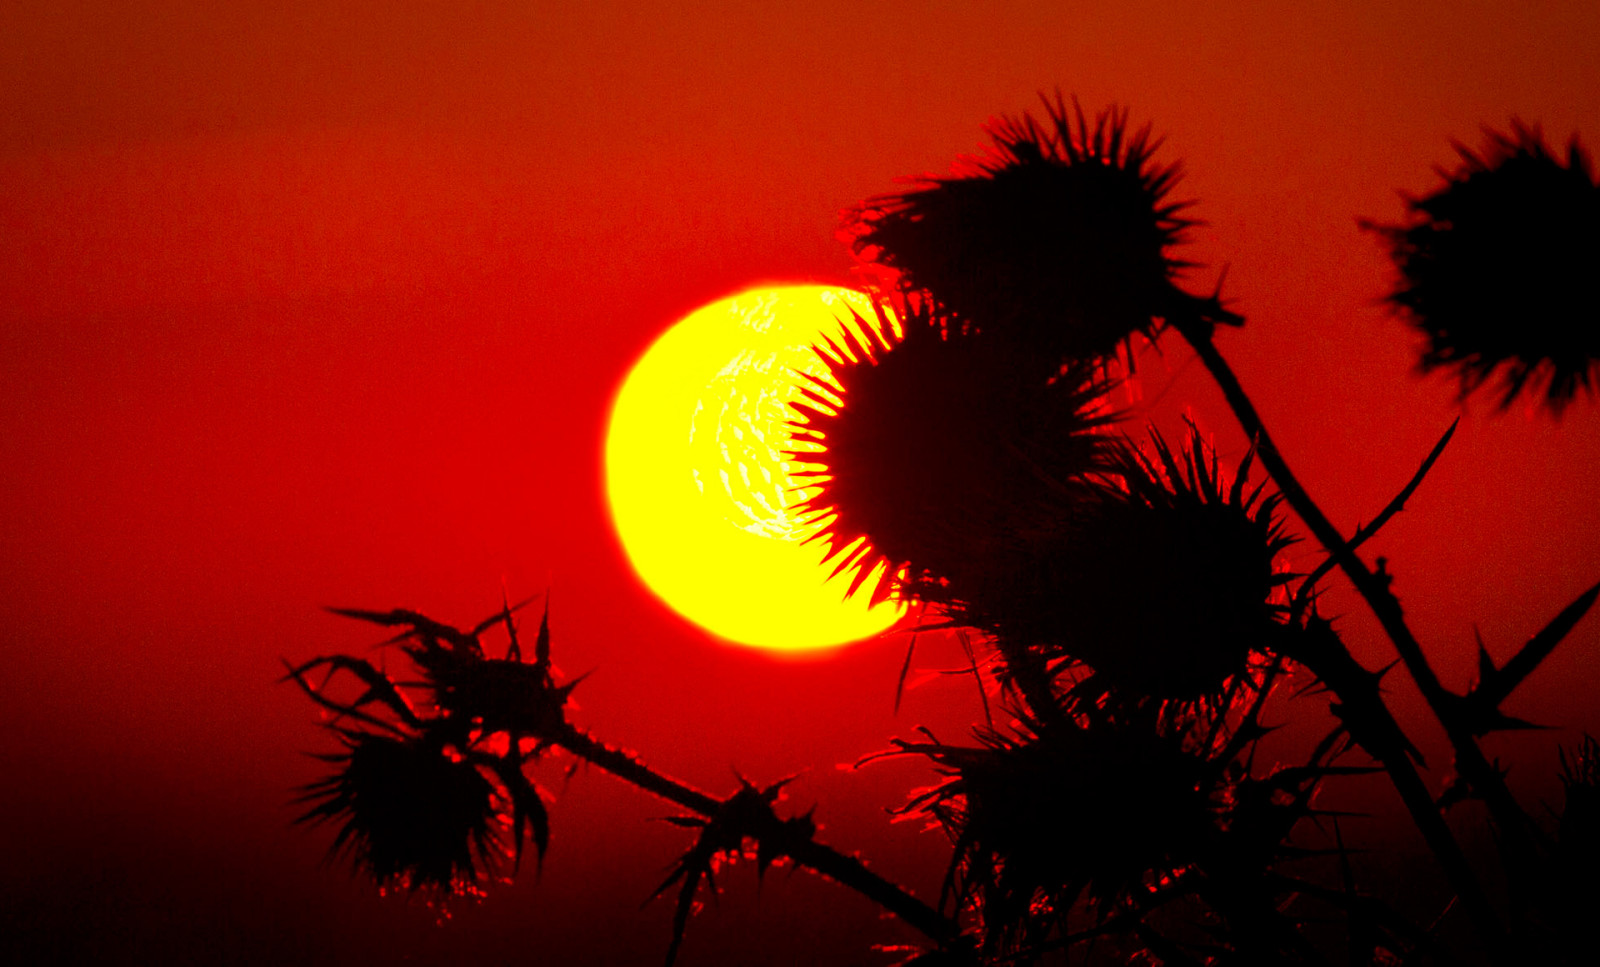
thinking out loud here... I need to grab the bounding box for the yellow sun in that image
[605,285,905,653]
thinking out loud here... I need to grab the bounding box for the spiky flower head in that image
[884,672,1342,964]
[905,718,1225,958]
[786,294,1113,604]
[297,728,505,898]
[847,94,1237,365]
[290,605,558,898]
[949,427,1294,701]
[1366,121,1600,415]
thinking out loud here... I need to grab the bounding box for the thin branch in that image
[957,630,994,731]
[1217,657,1283,765]
[549,721,957,944]
[280,660,412,737]
[1293,419,1458,617]
[894,629,919,715]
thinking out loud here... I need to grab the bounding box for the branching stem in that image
[1177,322,1514,962]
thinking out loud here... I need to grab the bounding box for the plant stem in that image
[995,638,1066,728]
[1177,323,1513,960]
[551,721,958,944]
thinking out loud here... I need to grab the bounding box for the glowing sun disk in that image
[605,286,904,652]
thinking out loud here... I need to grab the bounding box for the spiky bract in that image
[1366,122,1600,414]
[948,428,1293,701]
[787,296,1112,604]
[848,95,1235,365]
[298,729,504,897]
[412,651,573,740]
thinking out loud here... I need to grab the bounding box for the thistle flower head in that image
[847,94,1236,364]
[1366,121,1600,415]
[786,294,1114,604]
[907,717,1226,956]
[297,728,505,898]
[949,427,1294,701]
[290,605,558,897]
[884,669,1329,962]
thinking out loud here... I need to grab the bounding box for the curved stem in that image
[551,721,957,944]
[1177,323,1513,960]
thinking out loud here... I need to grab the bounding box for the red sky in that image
[3,3,1599,964]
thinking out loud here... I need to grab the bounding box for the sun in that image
[605,285,906,653]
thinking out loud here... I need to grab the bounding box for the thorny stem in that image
[1287,419,1457,622]
[1177,323,1513,961]
[549,721,958,945]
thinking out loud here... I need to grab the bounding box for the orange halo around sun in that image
[605,285,906,653]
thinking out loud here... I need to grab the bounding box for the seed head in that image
[1366,121,1600,415]
[947,427,1294,701]
[847,94,1237,365]
[908,719,1224,957]
[297,729,505,898]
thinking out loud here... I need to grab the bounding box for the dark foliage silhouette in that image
[287,95,1600,965]
[1363,121,1600,414]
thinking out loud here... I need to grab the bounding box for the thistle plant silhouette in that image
[287,95,1600,965]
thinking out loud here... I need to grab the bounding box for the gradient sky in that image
[4,3,1599,964]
